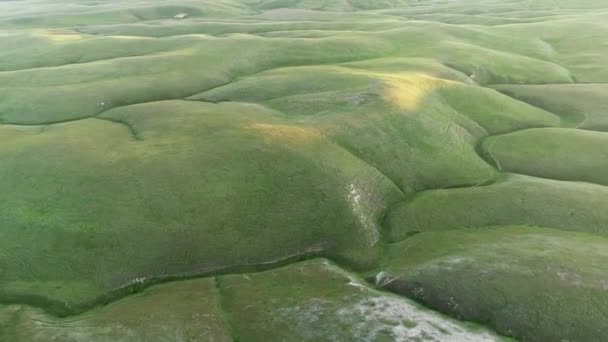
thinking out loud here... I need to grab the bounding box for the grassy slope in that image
[191,62,557,193]
[0,259,509,341]
[387,174,608,241]
[492,84,608,130]
[219,259,508,341]
[481,128,608,185]
[377,226,608,341]
[0,34,396,124]
[1,0,607,340]
[0,278,230,341]
[0,100,403,314]
[487,14,608,83]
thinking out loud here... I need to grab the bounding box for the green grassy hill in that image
[378,226,608,341]
[1,0,607,341]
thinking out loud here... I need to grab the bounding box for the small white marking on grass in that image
[322,260,367,290]
[375,271,398,287]
[346,280,367,289]
[124,277,146,286]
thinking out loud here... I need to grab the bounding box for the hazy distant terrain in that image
[1,1,607,341]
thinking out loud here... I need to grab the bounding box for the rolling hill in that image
[1,0,607,341]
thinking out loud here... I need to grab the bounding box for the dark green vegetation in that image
[1,0,607,341]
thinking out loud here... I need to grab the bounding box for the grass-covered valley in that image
[1,0,607,341]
